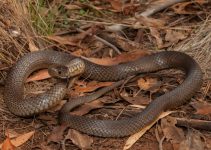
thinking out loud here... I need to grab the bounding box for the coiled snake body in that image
[4,50,202,137]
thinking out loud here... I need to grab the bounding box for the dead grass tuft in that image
[0,0,37,68]
[174,17,211,79]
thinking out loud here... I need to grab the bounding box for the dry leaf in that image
[191,101,211,115]
[26,69,50,82]
[71,100,104,116]
[107,0,123,12]
[161,117,185,149]
[124,111,173,150]
[137,77,159,91]
[85,50,149,66]
[165,29,187,44]
[47,28,93,46]
[0,131,35,149]
[65,129,93,149]
[171,0,207,15]
[74,81,113,93]
[48,125,68,143]
[1,137,16,150]
[5,130,20,139]
[134,16,165,29]
[179,130,205,150]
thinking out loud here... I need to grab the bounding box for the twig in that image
[107,0,187,32]
[176,118,211,131]
[76,28,121,54]
[159,136,165,150]
[137,0,187,17]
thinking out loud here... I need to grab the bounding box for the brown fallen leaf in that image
[171,0,207,15]
[26,69,50,82]
[47,28,94,46]
[137,77,160,91]
[134,16,165,29]
[71,99,104,116]
[65,129,93,149]
[0,131,35,149]
[161,117,185,150]
[1,137,16,150]
[48,125,68,143]
[179,130,205,150]
[124,111,173,150]
[85,50,149,66]
[5,129,20,139]
[191,101,211,115]
[107,0,123,12]
[165,29,187,45]
[74,81,113,93]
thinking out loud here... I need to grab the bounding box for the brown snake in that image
[4,50,202,137]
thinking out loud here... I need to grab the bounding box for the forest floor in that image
[0,0,211,150]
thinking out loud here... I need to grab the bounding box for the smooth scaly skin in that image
[4,50,203,137]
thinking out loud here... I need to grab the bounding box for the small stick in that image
[76,28,121,54]
[176,118,211,131]
[107,0,187,32]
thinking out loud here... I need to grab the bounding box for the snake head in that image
[48,58,85,79]
[48,65,69,79]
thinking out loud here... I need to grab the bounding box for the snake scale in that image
[4,50,202,137]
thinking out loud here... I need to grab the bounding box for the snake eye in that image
[58,70,62,75]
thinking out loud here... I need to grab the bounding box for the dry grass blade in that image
[123,111,173,150]
[174,17,211,79]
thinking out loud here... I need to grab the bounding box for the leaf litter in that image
[0,0,211,149]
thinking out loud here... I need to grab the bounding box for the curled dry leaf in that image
[85,50,149,66]
[65,129,93,150]
[165,29,187,45]
[48,125,68,143]
[171,0,207,15]
[1,137,16,150]
[123,111,173,150]
[107,0,123,12]
[191,101,211,115]
[47,27,94,46]
[74,81,113,93]
[161,117,185,150]
[179,130,205,150]
[137,77,160,91]
[134,16,165,29]
[0,131,35,149]
[26,69,50,82]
